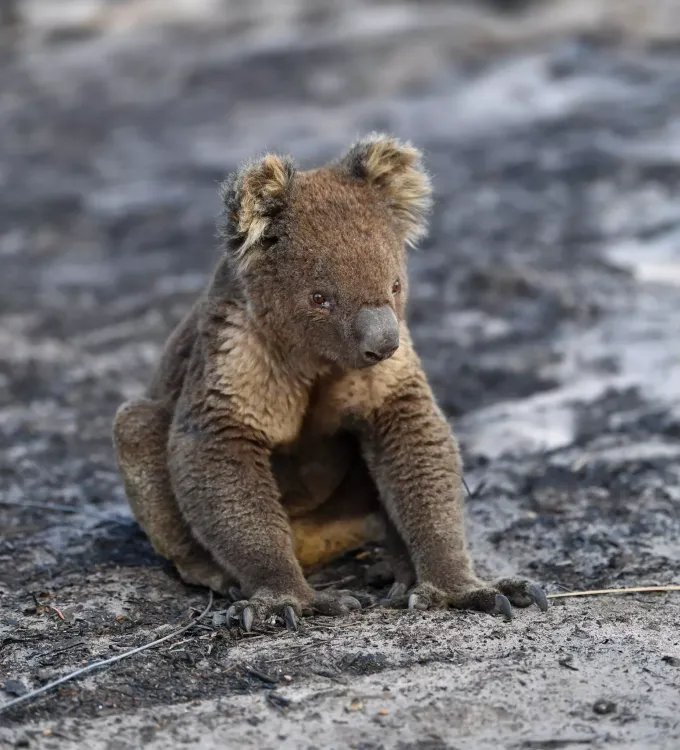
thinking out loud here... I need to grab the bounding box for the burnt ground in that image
[1,1,680,748]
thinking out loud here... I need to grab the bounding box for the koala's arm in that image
[360,366,478,592]
[167,384,311,604]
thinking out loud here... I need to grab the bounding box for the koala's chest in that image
[213,325,406,447]
[301,370,386,438]
[260,372,380,450]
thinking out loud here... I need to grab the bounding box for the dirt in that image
[1,1,680,748]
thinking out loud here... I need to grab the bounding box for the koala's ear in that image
[338,133,432,247]
[218,154,295,267]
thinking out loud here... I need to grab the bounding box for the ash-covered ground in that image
[1,1,680,748]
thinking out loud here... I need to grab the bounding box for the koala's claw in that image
[494,578,549,612]
[310,592,361,616]
[390,579,548,620]
[493,594,513,621]
[241,605,255,633]
[388,581,408,602]
[225,598,300,632]
[284,605,298,632]
[530,583,549,612]
[220,589,361,632]
[225,604,240,626]
[407,593,428,611]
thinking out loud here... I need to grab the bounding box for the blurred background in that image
[2,1,680,743]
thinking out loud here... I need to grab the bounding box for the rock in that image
[593,700,617,715]
[2,680,27,697]
[212,611,228,628]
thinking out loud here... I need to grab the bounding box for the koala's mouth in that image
[351,344,399,370]
[363,345,398,364]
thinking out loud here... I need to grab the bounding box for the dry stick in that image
[0,499,110,517]
[313,576,357,590]
[0,591,214,715]
[547,585,680,599]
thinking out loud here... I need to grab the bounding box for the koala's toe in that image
[407,593,428,611]
[495,578,549,611]
[222,595,304,632]
[283,605,298,631]
[310,591,362,616]
[447,585,511,618]
[241,605,255,632]
[339,595,362,611]
[387,581,408,602]
[399,582,447,611]
[493,594,513,621]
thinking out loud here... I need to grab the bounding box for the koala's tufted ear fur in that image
[338,133,432,247]
[218,154,295,268]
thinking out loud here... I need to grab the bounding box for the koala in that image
[113,134,547,631]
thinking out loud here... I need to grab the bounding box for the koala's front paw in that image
[386,578,548,621]
[224,588,361,632]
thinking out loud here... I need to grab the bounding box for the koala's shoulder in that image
[196,304,310,446]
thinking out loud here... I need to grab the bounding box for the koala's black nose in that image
[355,306,400,366]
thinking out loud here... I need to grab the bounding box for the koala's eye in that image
[392,280,401,295]
[311,292,330,309]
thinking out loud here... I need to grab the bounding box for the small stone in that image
[212,611,228,627]
[2,680,27,697]
[113,684,135,698]
[378,709,389,716]
[558,655,578,671]
[35,669,54,684]
[593,700,617,715]
[346,698,364,713]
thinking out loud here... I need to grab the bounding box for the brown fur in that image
[113,133,543,622]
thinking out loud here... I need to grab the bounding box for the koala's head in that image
[218,134,432,371]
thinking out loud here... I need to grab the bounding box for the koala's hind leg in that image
[113,398,234,595]
[289,471,381,571]
[290,459,416,592]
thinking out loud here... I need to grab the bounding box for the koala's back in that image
[147,254,245,407]
[147,305,200,405]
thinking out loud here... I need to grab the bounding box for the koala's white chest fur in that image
[213,315,414,448]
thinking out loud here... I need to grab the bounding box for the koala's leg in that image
[360,371,547,620]
[380,520,417,600]
[113,398,234,595]
[168,404,360,632]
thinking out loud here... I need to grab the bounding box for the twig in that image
[265,690,290,713]
[47,605,66,621]
[162,638,196,652]
[313,576,357,590]
[0,591,214,715]
[263,645,317,663]
[0,500,109,518]
[547,585,680,599]
[244,664,278,684]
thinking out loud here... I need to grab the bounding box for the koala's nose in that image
[355,306,400,366]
